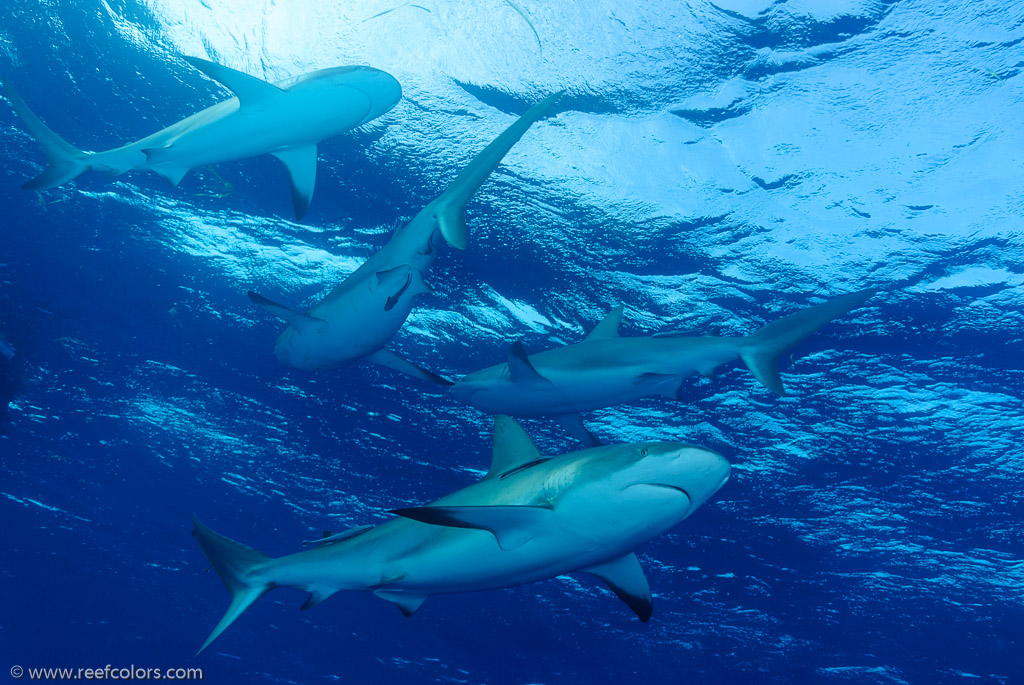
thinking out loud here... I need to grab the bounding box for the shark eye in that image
[640,448,649,457]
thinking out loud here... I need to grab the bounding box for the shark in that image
[192,415,731,653]
[2,57,402,219]
[451,289,878,444]
[247,92,562,385]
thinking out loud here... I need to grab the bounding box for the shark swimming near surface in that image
[192,415,731,653]
[451,289,878,444]
[2,57,402,219]
[248,92,562,385]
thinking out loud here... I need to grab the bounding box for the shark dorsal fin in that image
[185,56,284,108]
[507,341,550,385]
[583,305,624,342]
[247,291,326,333]
[487,415,542,479]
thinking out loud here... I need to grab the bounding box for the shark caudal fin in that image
[192,517,274,655]
[432,91,563,249]
[2,76,91,190]
[739,288,878,396]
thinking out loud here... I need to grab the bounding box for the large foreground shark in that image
[192,415,731,653]
[3,57,402,219]
[451,289,878,444]
[248,93,561,385]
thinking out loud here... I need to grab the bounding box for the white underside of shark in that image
[451,289,878,444]
[248,93,562,385]
[3,57,402,218]
[192,415,732,653]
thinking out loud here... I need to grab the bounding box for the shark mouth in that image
[638,483,693,505]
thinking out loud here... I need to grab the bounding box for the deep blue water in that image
[2,1,1023,683]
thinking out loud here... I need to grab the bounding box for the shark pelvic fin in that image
[271,145,317,220]
[507,341,551,385]
[583,553,653,622]
[583,305,624,342]
[3,75,91,190]
[373,590,427,617]
[391,504,553,551]
[247,291,327,333]
[486,415,543,479]
[739,288,878,396]
[553,413,601,447]
[184,56,284,108]
[368,348,453,386]
[191,517,274,654]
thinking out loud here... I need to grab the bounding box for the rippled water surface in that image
[1,1,1022,683]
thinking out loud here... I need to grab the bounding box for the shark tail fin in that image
[431,91,564,250]
[2,76,91,190]
[192,517,274,655]
[739,288,878,396]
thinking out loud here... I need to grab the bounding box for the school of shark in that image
[3,56,878,654]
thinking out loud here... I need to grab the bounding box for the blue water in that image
[2,1,1022,683]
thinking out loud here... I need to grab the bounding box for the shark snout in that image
[652,445,731,509]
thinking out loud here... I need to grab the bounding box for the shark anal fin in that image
[391,504,553,551]
[151,163,190,187]
[271,145,317,220]
[507,341,551,385]
[184,56,284,108]
[553,414,600,447]
[247,291,326,333]
[373,590,427,617]
[300,589,333,611]
[583,553,653,622]
[368,348,452,386]
[486,415,543,479]
[583,305,624,342]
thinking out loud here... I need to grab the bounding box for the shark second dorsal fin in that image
[185,56,284,108]
[582,553,653,622]
[247,291,326,333]
[487,415,542,479]
[583,305,624,342]
[391,504,553,551]
[507,341,551,385]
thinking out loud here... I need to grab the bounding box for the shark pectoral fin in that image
[151,164,190,187]
[301,524,373,547]
[373,590,427,617]
[553,413,601,447]
[583,305,624,342]
[184,56,284,108]
[486,415,543,479]
[247,291,326,333]
[508,341,552,385]
[391,504,553,551]
[271,145,317,220]
[583,553,653,622]
[633,372,682,399]
[368,349,453,386]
